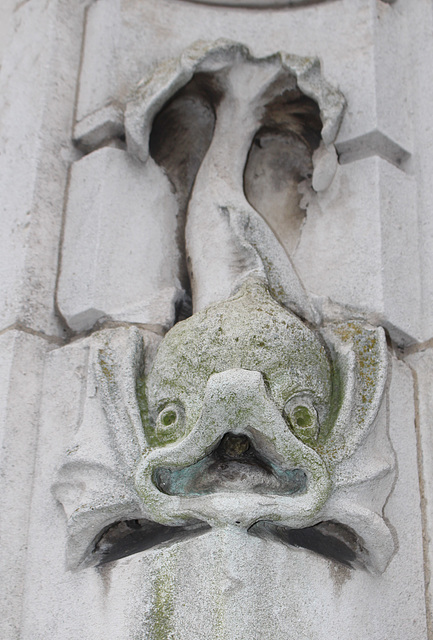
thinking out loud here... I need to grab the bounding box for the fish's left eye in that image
[284,396,319,446]
[159,407,178,428]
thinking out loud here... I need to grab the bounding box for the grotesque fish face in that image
[144,279,333,448]
[54,280,393,572]
[136,280,336,530]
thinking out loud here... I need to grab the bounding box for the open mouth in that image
[87,435,367,571]
[90,517,366,570]
[153,432,308,497]
[92,519,211,567]
[88,437,366,570]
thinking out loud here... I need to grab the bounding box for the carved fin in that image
[93,327,161,464]
[320,321,388,468]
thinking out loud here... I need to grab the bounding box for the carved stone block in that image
[22,321,424,639]
[0,331,50,640]
[0,0,84,335]
[45,38,428,639]
[58,147,184,332]
[294,156,421,344]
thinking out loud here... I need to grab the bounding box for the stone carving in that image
[59,41,345,332]
[125,40,344,316]
[53,42,395,576]
[135,280,394,571]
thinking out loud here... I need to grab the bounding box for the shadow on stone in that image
[249,520,367,569]
[93,519,211,566]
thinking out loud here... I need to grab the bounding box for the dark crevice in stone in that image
[154,432,307,497]
[149,73,220,308]
[248,520,368,569]
[92,519,211,566]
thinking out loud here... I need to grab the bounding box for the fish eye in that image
[155,403,185,444]
[284,395,319,446]
[292,405,314,429]
[159,407,178,428]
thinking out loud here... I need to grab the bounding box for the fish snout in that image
[135,369,331,529]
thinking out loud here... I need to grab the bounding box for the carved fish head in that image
[53,281,395,572]
[145,279,333,448]
[137,279,333,524]
[53,42,393,572]
[134,279,394,571]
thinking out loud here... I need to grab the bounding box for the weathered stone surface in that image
[0,331,51,640]
[405,2,433,339]
[0,0,14,68]
[76,0,410,163]
[21,334,427,639]
[1,1,431,639]
[57,147,184,332]
[406,348,433,627]
[20,338,104,640]
[0,0,86,336]
[293,156,421,344]
[335,0,412,162]
[122,42,341,321]
[179,0,329,6]
[72,0,422,344]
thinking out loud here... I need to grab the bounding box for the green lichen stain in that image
[315,319,386,469]
[293,405,313,428]
[134,280,384,508]
[136,374,149,429]
[161,410,177,426]
[149,551,176,640]
[98,346,115,384]
[316,359,343,450]
[144,279,333,452]
[333,320,382,426]
[136,375,179,448]
[289,405,319,448]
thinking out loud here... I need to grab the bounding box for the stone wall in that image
[1,1,432,639]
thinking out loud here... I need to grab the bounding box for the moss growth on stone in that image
[149,551,176,640]
[144,279,333,450]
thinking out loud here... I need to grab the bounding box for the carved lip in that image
[153,432,308,497]
[92,519,211,567]
[248,520,367,569]
[90,517,365,570]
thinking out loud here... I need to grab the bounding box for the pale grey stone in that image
[294,156,421,345]
[0,0,86,336]
[21,338,106,640]
[57,148,184,332]
[23,335,427,639]
[15,315,422,640]
[0,331,51,640]
[0,0,14,69]
[77,0,409,163]
[1,1,431,639]
[179,0,329,6]
[335,0,412,159]
[404,2,433,339]
[312,143,338,192]
[74,104,124,151]
[53,285,393,574]
[336,129,411,169]
[125,41,344,164]
[406,348,433,627]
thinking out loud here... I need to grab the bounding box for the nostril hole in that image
[220,433,250,458]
